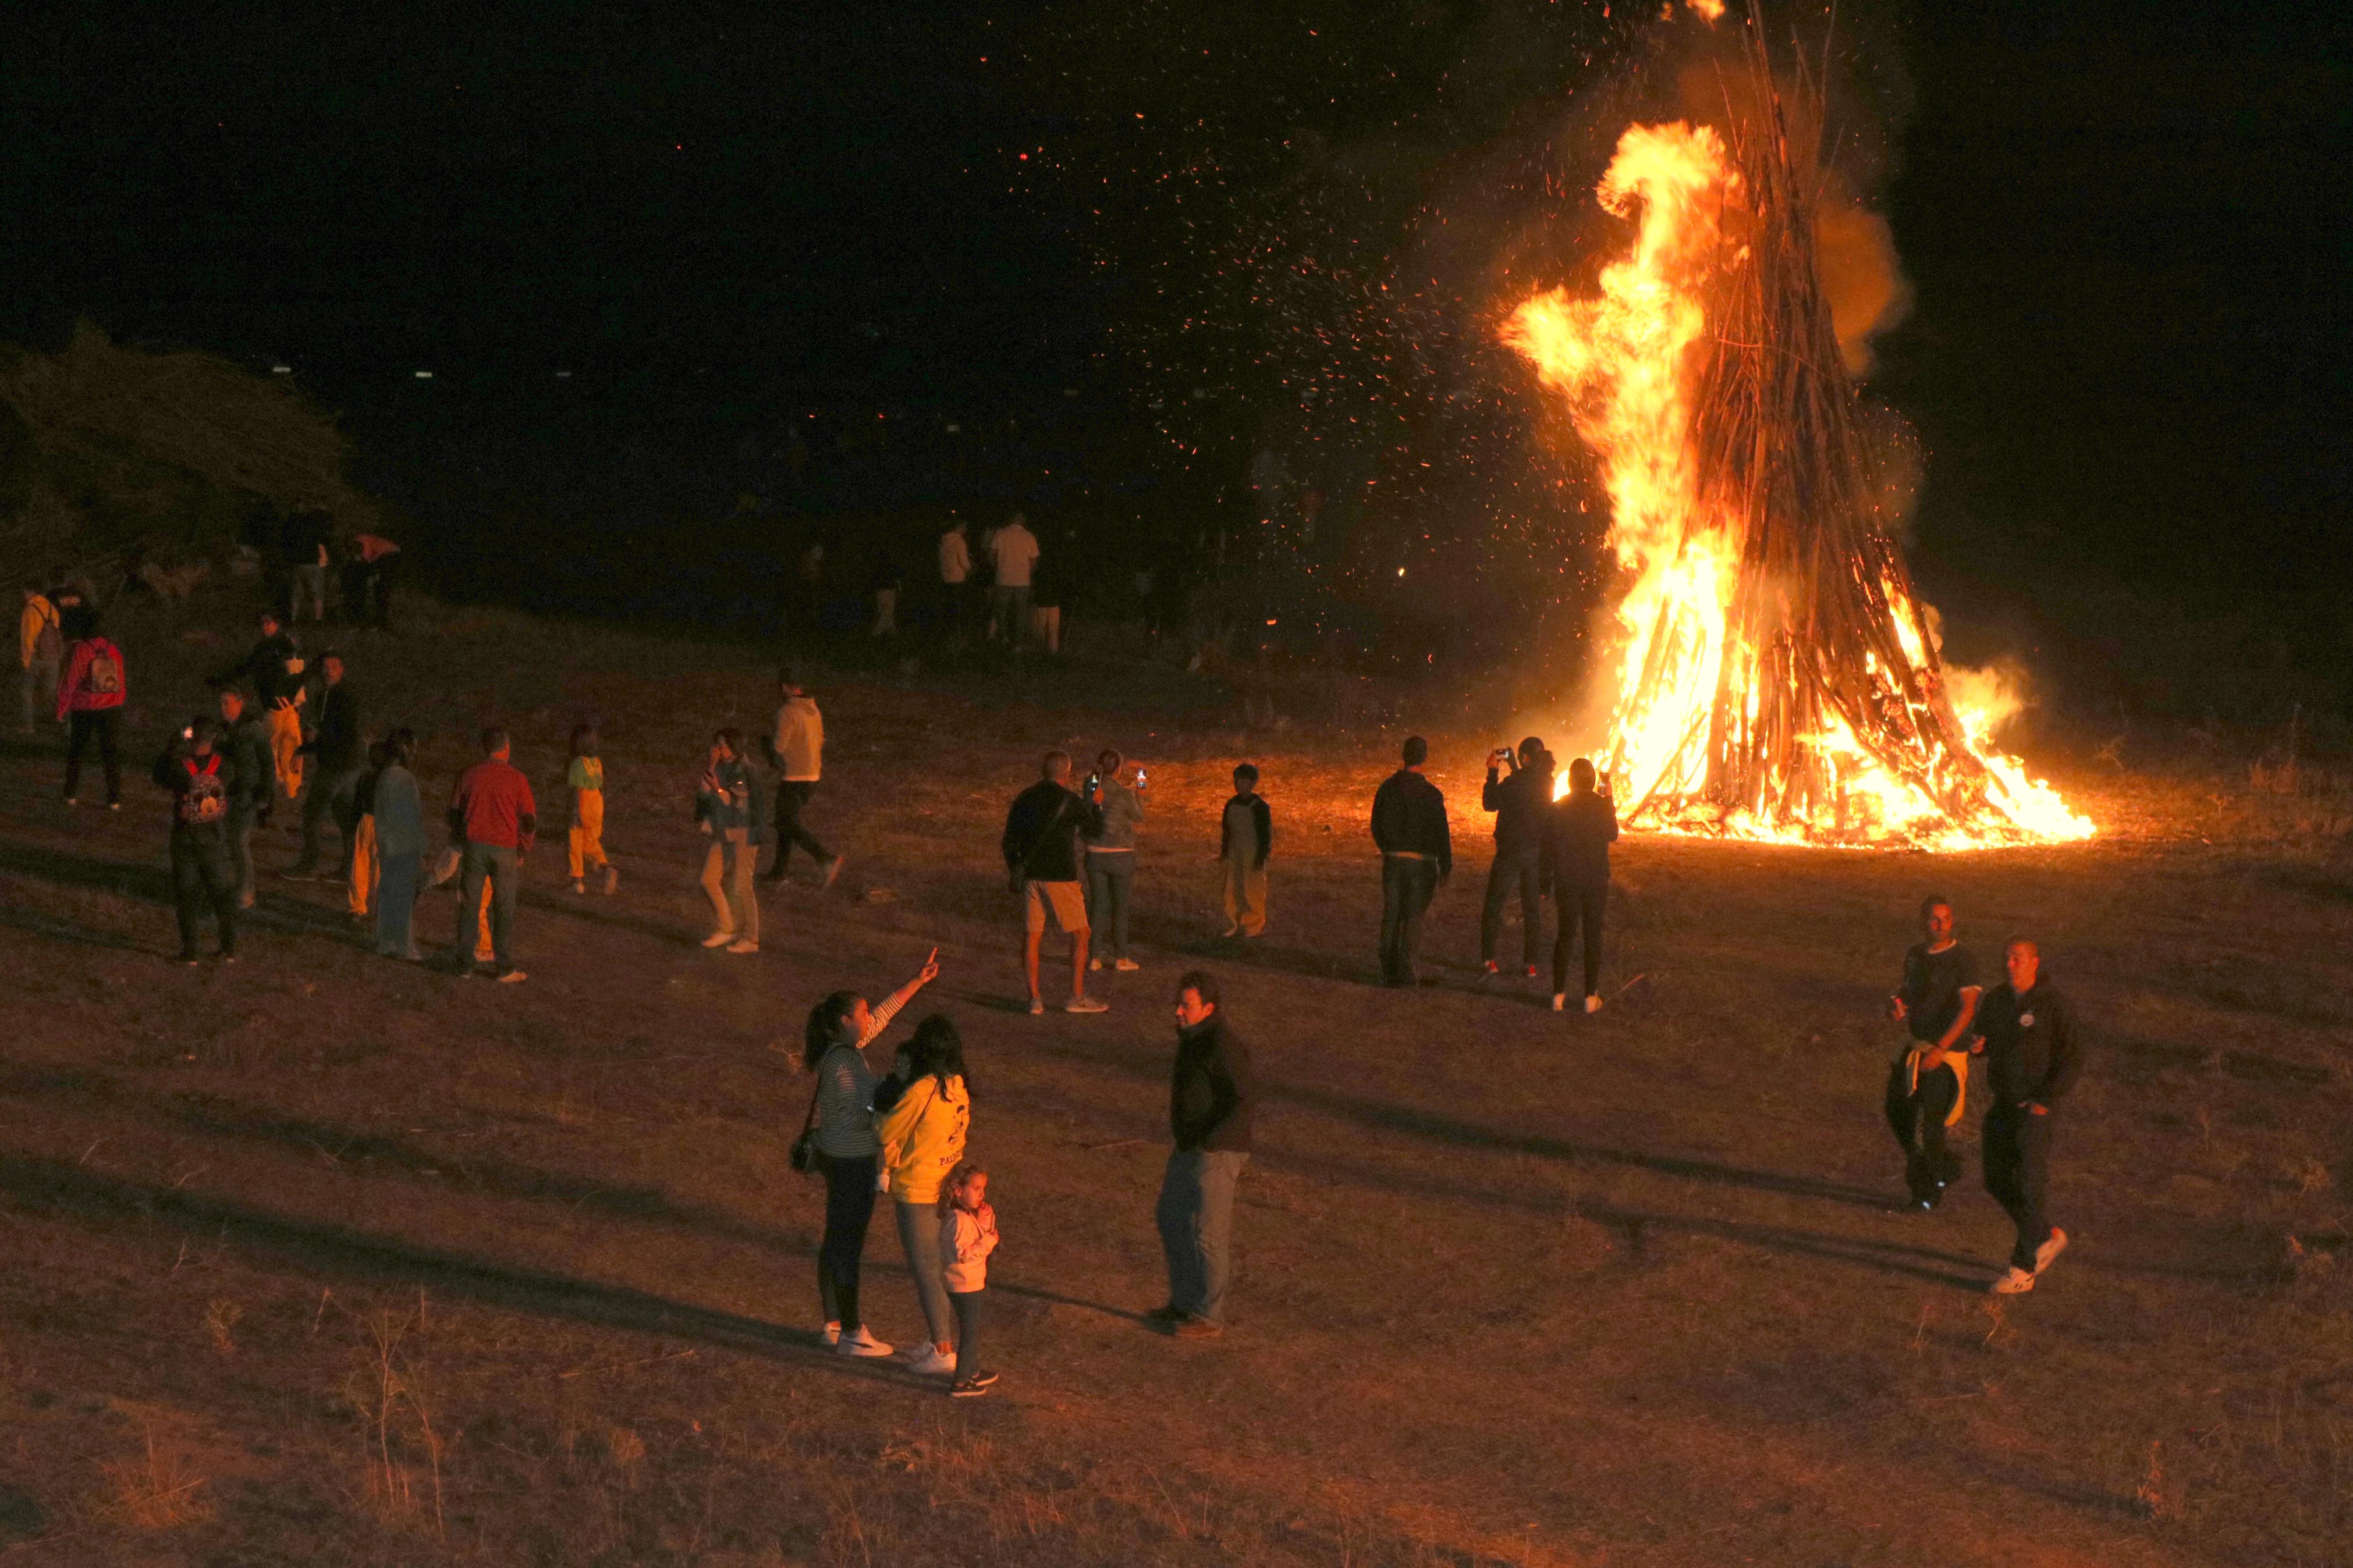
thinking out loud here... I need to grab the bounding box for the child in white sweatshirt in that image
[939,1163,999,1398]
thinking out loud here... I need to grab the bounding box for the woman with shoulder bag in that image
[873,1015,975,1377]
[797,947,940,1357]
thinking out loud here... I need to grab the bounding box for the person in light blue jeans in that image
[1150,970,1254,1337]
[1084,748,1146,970]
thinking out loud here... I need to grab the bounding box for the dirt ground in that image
[1,596,2348,1567]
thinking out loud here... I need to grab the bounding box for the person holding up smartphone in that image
[1083,747,1148,972]
[1479,737,1555,980]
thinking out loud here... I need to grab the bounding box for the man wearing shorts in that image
[1001,750,1108,1015]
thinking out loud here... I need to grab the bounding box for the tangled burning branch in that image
[1504,15,2091,848]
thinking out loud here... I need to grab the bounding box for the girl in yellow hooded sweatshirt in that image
[872,1015,972,1377]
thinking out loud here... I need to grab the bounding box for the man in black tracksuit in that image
[154,718,240,963]
[1541,757,1619,1013]
[1479,737,1553,977]
[289,652,362,882]
[1884,895,1983,1210]
[1370,735,1451,986]
[1975,938,2081,1294]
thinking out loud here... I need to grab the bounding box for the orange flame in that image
[1504,123,2092,849]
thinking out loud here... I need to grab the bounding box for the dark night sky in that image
[2,2,2347,664]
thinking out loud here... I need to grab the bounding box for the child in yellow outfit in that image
[567,724,618,895]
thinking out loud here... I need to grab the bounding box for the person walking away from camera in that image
[1002,750,1107,1015]
[1030,537,1067,655]
[58,607,126,809]
[1084,748,1147,970]
[154,717,239,964]
[1151,970,1252,1338]
[1218,763,1273,938]
[987,512,1039,649]
[216,688,275,908]
[938,518,973,648]
[210,610,307,806]
[764,668,843,888]
[446,726,535,982]
[1885,895,1983,1211]
[346,739,387,922]
[1371,737,1450,986]
[801,950,942,1358]
[695,728,764,955]
[1542,757,1618,1014]
[874,1015,975,1378]
[1480,738,1553,979]
[938,1163,999,1397]
[18,583,61,734]
[1977,939,2081,1294]
[288,652,361,882]
[286,510,331,623]
[566,723,618,895]
[372,729,425,961]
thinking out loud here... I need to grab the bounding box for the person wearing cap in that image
[1370,735,1451,986]
[1479,736,1554,979]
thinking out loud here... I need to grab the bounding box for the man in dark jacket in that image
[1000,750,1108,1015]
[1976,939,2081,1294]
[154,717,240,963]
[1151,970,1252,1338]
[1542,756,1620,1013]
[215,688,276,909]
[1479,736,1553,977]
[287,651,362,882]
[210,610,307,806]
[1370,735,1451,986]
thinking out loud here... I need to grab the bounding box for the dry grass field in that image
[0,597,2347,1566]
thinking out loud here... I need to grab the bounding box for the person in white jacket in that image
[763,666,844,888]
[938,1162,999,1398]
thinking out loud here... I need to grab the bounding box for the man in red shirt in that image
[446,726,535,982]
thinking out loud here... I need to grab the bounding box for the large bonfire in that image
[1503,17,2092,849]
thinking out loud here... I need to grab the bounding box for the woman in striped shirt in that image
[802,947,942,1357]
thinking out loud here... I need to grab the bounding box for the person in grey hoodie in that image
[371,729,426,961]
[1084,747,1148,971]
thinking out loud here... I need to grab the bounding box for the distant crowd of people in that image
[12,568,2085,1398]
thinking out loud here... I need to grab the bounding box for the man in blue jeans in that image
[1151,969,1254,1338]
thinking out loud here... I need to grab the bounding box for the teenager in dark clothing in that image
[215,688,276,909]
[1000,751,1107,1014]
[1479,737,1554,977]
[1542,758,1619,1013]
[1151,970,1252,1338]
[1370,736,1451,986]
[288,652,361,881]
[154,717,240,963]
[1975,939,2081,1294]
[1884,896,1984,1210]
[1216,763,1273,937]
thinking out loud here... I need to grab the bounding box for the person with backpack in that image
[215,688,276,909]
[58,607,127,809]
[18,584,62,734]
[153,716,240,963]
[1000,750,1107,1015]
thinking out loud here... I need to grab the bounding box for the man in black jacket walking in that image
[1001,750,1108,1015]
[1542,757,1620,1014]
[287,652,362,883]
[1976,938,2081,1294]
[1479,737,1553,978]
[1151,970,1253,1338]
[1371,736,1451,986]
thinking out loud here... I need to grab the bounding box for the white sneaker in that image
[1028,996,1046,1016]
[903,1345,956,1376]
[1583,994,1603,1014]
[1551,993,1566,1012]
[570,879,585,894]
[2033,1227,2069,1274]
[1064,995,1109,1014]
[835,1327,894,1358]
[726,939,760,955]
[1088,958,1103,972]
[1988,1266,2036,1295]
[1220,925,1239,937]
[821,1322,842,1346]
[1114,957,1141,972]
[701,930,736,948]
[496,969,528,984]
